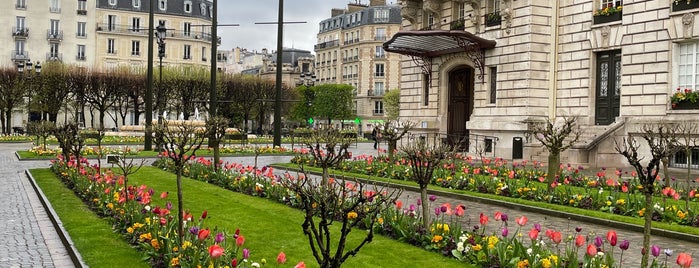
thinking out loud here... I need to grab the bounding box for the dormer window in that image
[184,1,192,13]
[200,3,207,15]
[159,0,166,11]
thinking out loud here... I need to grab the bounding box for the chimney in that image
[331,8,344,17]
[369,0,385,6]
[347,2,367,13]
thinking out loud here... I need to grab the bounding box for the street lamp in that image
[155,21,167,152]
[17,60,41,123]
[297,72,317,127]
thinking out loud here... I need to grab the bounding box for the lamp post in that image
[154,21,167,152]
[17,60,41,123]
[297,72,317,127]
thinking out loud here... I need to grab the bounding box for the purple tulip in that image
[409,204,415,212]
[534,223,541,232]
[500,213,508,222]
[416,198,422,206]
[594,236,603,248]
[243,248,250,259]
[619,240,630,250]
[429,195,437,202]
[434,207,441,216]
[215,232,224,243]
[189,226,200,235]
[575,227,583,233]
[440,205,448,213]
[651,245,661,257]
[166,201,172,210]
[501,228,509,237]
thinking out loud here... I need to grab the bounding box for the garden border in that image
[271,164,699,244]
[24,170,88,268]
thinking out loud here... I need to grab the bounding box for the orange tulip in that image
[677,253,693,268]
[198,229,210,241]
[294,261,306,268]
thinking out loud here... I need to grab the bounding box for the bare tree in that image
[113,152,146,204]
[0,68,23,134]
[282,171,400,268]
[155,120,207,238]
[301,128,353,184]
[54,123,85,163]
[27,120,55,150]
[529,116,580,187]
[402,139,454,229]
[674,122,699,209]
[205,116,229,171]
[379,120,415,161]
[615,123,679,268]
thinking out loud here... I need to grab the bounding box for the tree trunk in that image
[4,110,11,135]
[213,145,220,172]
[687,149,693,211]
[244,113,249,133]
[421,186,429,230]
[662,157,670,188]
[547,152,560,187]
[322,167,329,185]
[641,193,652,268]
[388,140,397,161]
[176,169,185,238]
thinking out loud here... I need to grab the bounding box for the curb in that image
[24,170,88,268]
[271,164,699,244]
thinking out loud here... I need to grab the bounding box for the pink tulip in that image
[586,244,597,256]
[208,244,224,258]
[606,230,617,246]
[677,252,693,268]
[516,216,528,226]
[277,252,287,264]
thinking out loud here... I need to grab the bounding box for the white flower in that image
[597,251,605,257]
[598,188,603,194]
[252,263,260,268]
[144,205,151,211]
[457,242,464,252]
[527,248,533,255]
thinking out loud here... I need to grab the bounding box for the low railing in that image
[398,130,499,156]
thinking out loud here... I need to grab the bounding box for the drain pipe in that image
[547,1,560,120]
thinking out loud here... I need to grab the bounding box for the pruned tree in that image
[0,68,23,134]
[205,116,229,171]
[528,116,580,187]
[282,172,401,268]
[36,62,71,122]
[54,123,85,163]
[155,120,207,238]
[615,123,679,268]
[672,122,698,209]
[114,151,146,203]
[379,120,415,161]
[402,139,454,229]
[27,120,55,150]
[302,128,353,184]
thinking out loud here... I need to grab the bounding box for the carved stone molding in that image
[600,25,610,48]
[400,0,420,25]
[465,0,481,31]
[423,0,441,16]
[682,12,695,39]
[501,0,514,33]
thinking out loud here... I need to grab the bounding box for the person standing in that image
[372,126,380,149]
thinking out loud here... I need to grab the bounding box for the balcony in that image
[15,3,26,9]
[375,72,385,78]
[375,53,386,59]
[46,53,62,62]
[49,6,61,13]
[314,40,340,50]
[342,56,359,63]
[485,11,502,27]
[450,18,466,30]
[12,27,29,39]
[77,9,87,15]
[368,89,384,97]
[374,35,387,41]
[76,55,86,61]
[46,30,63,42]
[11,50,29,61]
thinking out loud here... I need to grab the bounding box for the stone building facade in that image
[315,0,402,133]
[385,0,699,169]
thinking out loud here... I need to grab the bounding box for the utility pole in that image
[144,0,155,150]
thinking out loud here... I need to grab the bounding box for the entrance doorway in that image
[595,50,621,125]
[447,66,474,148]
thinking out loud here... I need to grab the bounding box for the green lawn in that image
[30,169,150,268]
[31,167,471,268]
[17,149,294,160]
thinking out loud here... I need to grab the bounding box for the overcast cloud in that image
[217,0,398,53]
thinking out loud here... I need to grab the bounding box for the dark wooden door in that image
[447,67,473,148]
[595,50,621,125]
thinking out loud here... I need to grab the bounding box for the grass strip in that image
[271,163,699,239]
[17,150,294,160]
[29,169,150,268]
[33,166,470,268]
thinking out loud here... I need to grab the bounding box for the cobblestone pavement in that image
[11,140,699,267]
[0,143,73,268]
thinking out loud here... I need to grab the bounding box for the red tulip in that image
[208,244,224,258]
[294,261,306,268]
[528,228,539,240]
[201,210,208,219]
[395,200,403,209]
[479,213,489,225]
[236,235,245,247]
[586,244,597,256]
[277,252,287,264]
[494,211,503,221]
[232,259,238,267]
[516,216,528,226]
[198,229,210,241]
[575,235,585,247]
[551,231,562,244]
[160,191,168,199]
[677,252,693,268]
[606,230,617,246]
[455,205,465,217]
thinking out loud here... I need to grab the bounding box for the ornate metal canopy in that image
[383,30,496,81]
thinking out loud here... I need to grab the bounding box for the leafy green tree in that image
[291,85,315,124]
[313,84,355,125]
[383,89,400,120]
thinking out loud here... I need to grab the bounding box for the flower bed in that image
[152,156,697,267]
[0,134,33,143]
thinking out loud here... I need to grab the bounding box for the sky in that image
[216,0,396,53]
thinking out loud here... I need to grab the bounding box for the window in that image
[209,6,213,18]
[15,40,25,56]
[131,40,140,56]
[184,1,192,13]
[16,0,26,9]
[375,28,386,41]
[77,0,87,14]
[76,45,86,60]
[107,38,116,54]
[49,43,60,58]
[671,147,699,169]
[424,12,435,29]
[375,46,385,58]
[374,9,389,23]
[159,0,167,11]
[374,101,384,115]
[109,0,117,5]
[202,47,207,61]
[77,22,86,37]
[50,0,60,13]
[107,15,117,31]
[375,63,385,77]
[484,138,493,153]
[423,73,429,106]
[184,44,191,59]
[132,17,141,32]
[16,17,25,31]
[677,42,699,90]
[183,22,192,37]
[489,67,497,104]
[200,3,207,15]
[50,20,60,36]
[374,82,385,96]
[488,0,500,13]
[133,0,140,8]
[456,2,466,19]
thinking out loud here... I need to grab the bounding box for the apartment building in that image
[315,0,402,132]
[2,0,213,70]
[385,0,699,168]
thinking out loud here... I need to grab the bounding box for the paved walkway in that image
[9,141,699,267]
